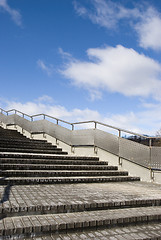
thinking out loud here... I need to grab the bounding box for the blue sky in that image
[1,0,161,135]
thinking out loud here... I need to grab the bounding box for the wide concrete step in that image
[0,154,100,162]
[1,163,116,170]
[0,139,53,145]
[0,138,47,143]
[0,143,58,150]
[0,158,110,166]
[0,138,50,142]
[0,206,161,237]
[0,130,25,135]
[1,193,160,218]
[0,147,68,154]
[1,170,128,177]
[0,128,24,134]
[0,176,140,185]
[0,134,26,139]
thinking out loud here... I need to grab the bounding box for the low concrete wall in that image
[153,171,161,184]
[120,158,151,182]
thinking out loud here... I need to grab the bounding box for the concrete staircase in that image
[0,127,139,185]
[1,127,161,239]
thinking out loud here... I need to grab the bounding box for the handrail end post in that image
[118,130,121,138]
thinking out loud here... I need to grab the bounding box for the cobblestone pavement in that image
[1,181,161,215]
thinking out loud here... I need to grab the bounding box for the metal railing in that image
[1,107,161,171]
[0,107,159,146]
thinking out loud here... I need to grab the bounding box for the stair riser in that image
[0,155,99,161]
[2,199,161,219]
[0,139,48,143]
[0,133,26,136]
[0,149,68,154]
[0,211,160,237]
[1,171,128,177]
[0,144,57,150]
[0,160,110,166]
[0,177,140,185]
[0,165,115,170]
[0,138,47,143]
[0,135,27,139]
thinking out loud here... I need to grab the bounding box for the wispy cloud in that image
[37,59,54,76]
[36,95,54,104]
[0,0,22,26]
[61,45,161,100]
[74,0,139,29]
[58,48,73,61]
[74,0,161,51]
[88,89,102,101]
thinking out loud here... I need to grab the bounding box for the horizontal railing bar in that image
[71,120,96,125]
[32,114,72,126]
[4,109,31,118]
[71,120,158,139]
[31,114,47,118]
[0,107,161,139]
[0,108,7,114]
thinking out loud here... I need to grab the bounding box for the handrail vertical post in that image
[94,122,97,129]
[118,129,122,165]
[118,129,121,138]
[149,138,152,167]
[149,138,153,180]
[43,114,45,120]
[149,138,152,147]
[72,124,74,130]
[56,119,59,125]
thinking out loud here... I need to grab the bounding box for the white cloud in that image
[2,96,100,123]
[37,60,53,76]
[61,45,161,100]
[1,96,161,135]
[103,112,141,134]
[74,0,161,51]
[0,0,22,26]
[135,7,161,50]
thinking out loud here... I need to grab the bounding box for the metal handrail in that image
[0,107,160,141]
